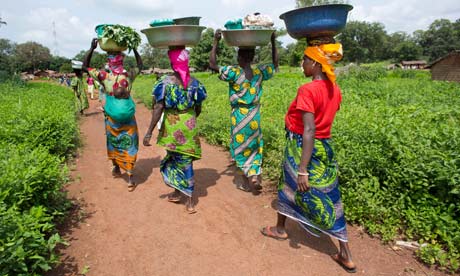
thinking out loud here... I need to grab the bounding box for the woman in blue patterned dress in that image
[260,42,356,273]
[143,48,206,214]
[209,30,278,192]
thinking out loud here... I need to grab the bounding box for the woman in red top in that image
[261,42,356,273]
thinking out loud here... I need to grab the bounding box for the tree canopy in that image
[0,16,458,78]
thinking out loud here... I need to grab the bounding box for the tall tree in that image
[73,50,107,69]
[416,19,460,61]
[139,44,170,69]
[0,39,15,74]
[14,42,51,72]
[255,29,288,65]
[337,21,389,63]
[190,28,235,71]
[48,56,70,72]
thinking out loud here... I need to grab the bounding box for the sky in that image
[1,0,459,58]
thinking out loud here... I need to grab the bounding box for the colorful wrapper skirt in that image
[277,129,348,242]
[158,109,201,197]
[230,104,263,177]
[105,115,139,176]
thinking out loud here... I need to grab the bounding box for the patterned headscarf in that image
[304,43,343,83]
[107,53,125,75]
[168,49,190,88]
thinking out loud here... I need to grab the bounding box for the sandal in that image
[260,226,288,241]
[111,166,122,177]
[237,184,251,192]
[127,183,136,192]
[331,254,357,273]
[167,194,181,203]
[186,205,197,214]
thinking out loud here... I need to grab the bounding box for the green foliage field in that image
[132,67,460,272]
[0,82,78,275]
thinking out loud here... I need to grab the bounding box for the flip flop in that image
[167,196,181,203]
[237,184,251,192]
[260,226,288,241]
[186,206,197,214]
[127,183,136,192]
[331,254,357,273]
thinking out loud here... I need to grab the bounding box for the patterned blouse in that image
[152,75,207,110]
[219,64,275,107]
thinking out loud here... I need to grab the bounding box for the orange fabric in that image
[304,43,343,83]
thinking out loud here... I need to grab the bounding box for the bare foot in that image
[167,190,181,203]
[127,176,136,192]
[260,226,288,240]
[331,254,356,273]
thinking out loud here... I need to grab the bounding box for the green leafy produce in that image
[101,24,141,51]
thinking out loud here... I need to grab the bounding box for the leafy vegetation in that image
[101,24,141,52]
[0,82,78,275]
[132,67,460,272]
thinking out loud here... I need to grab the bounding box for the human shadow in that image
[83,110,102,117]
[267,198,338,256]
[119,157,161,186]
[193,168,221,204]
[222,164,262,196]
[45,197,96,276]
[157,168,221,207]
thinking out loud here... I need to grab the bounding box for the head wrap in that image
[168,49,190,88]
[304,43,343,83]
[107,53,125,75]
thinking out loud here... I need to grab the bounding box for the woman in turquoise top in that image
[209,30,278,192]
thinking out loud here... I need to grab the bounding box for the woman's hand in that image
[143,134,152,146]
[214,29,222,42]
[297,173,310,192]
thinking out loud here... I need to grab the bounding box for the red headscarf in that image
[168,49,190,88]
[107,53,125,75]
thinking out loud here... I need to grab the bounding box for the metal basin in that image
[141,25,206,48]
[280,4,353,39]
[222,29,274,47]
[173,16,201,25]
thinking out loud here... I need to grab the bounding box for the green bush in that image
[0,82,77,275]
[0,82,78,156]
[132,68,460,271]
[0,144,68,213]
[0,204,62,276]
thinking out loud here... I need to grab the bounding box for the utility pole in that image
[52,21,59,56]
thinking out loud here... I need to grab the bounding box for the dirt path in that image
[48,99,445,276]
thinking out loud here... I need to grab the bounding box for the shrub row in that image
[0,82,78,275]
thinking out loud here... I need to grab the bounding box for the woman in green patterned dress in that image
[143,47,206,214]
[260,42,356,273]
[209,30,278,192]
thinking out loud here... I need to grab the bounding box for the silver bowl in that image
[141,25,206,48]
[222,29,274,47]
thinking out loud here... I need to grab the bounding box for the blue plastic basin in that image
[280,4,353,39]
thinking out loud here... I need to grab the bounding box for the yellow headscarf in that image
[304,43,343,83]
